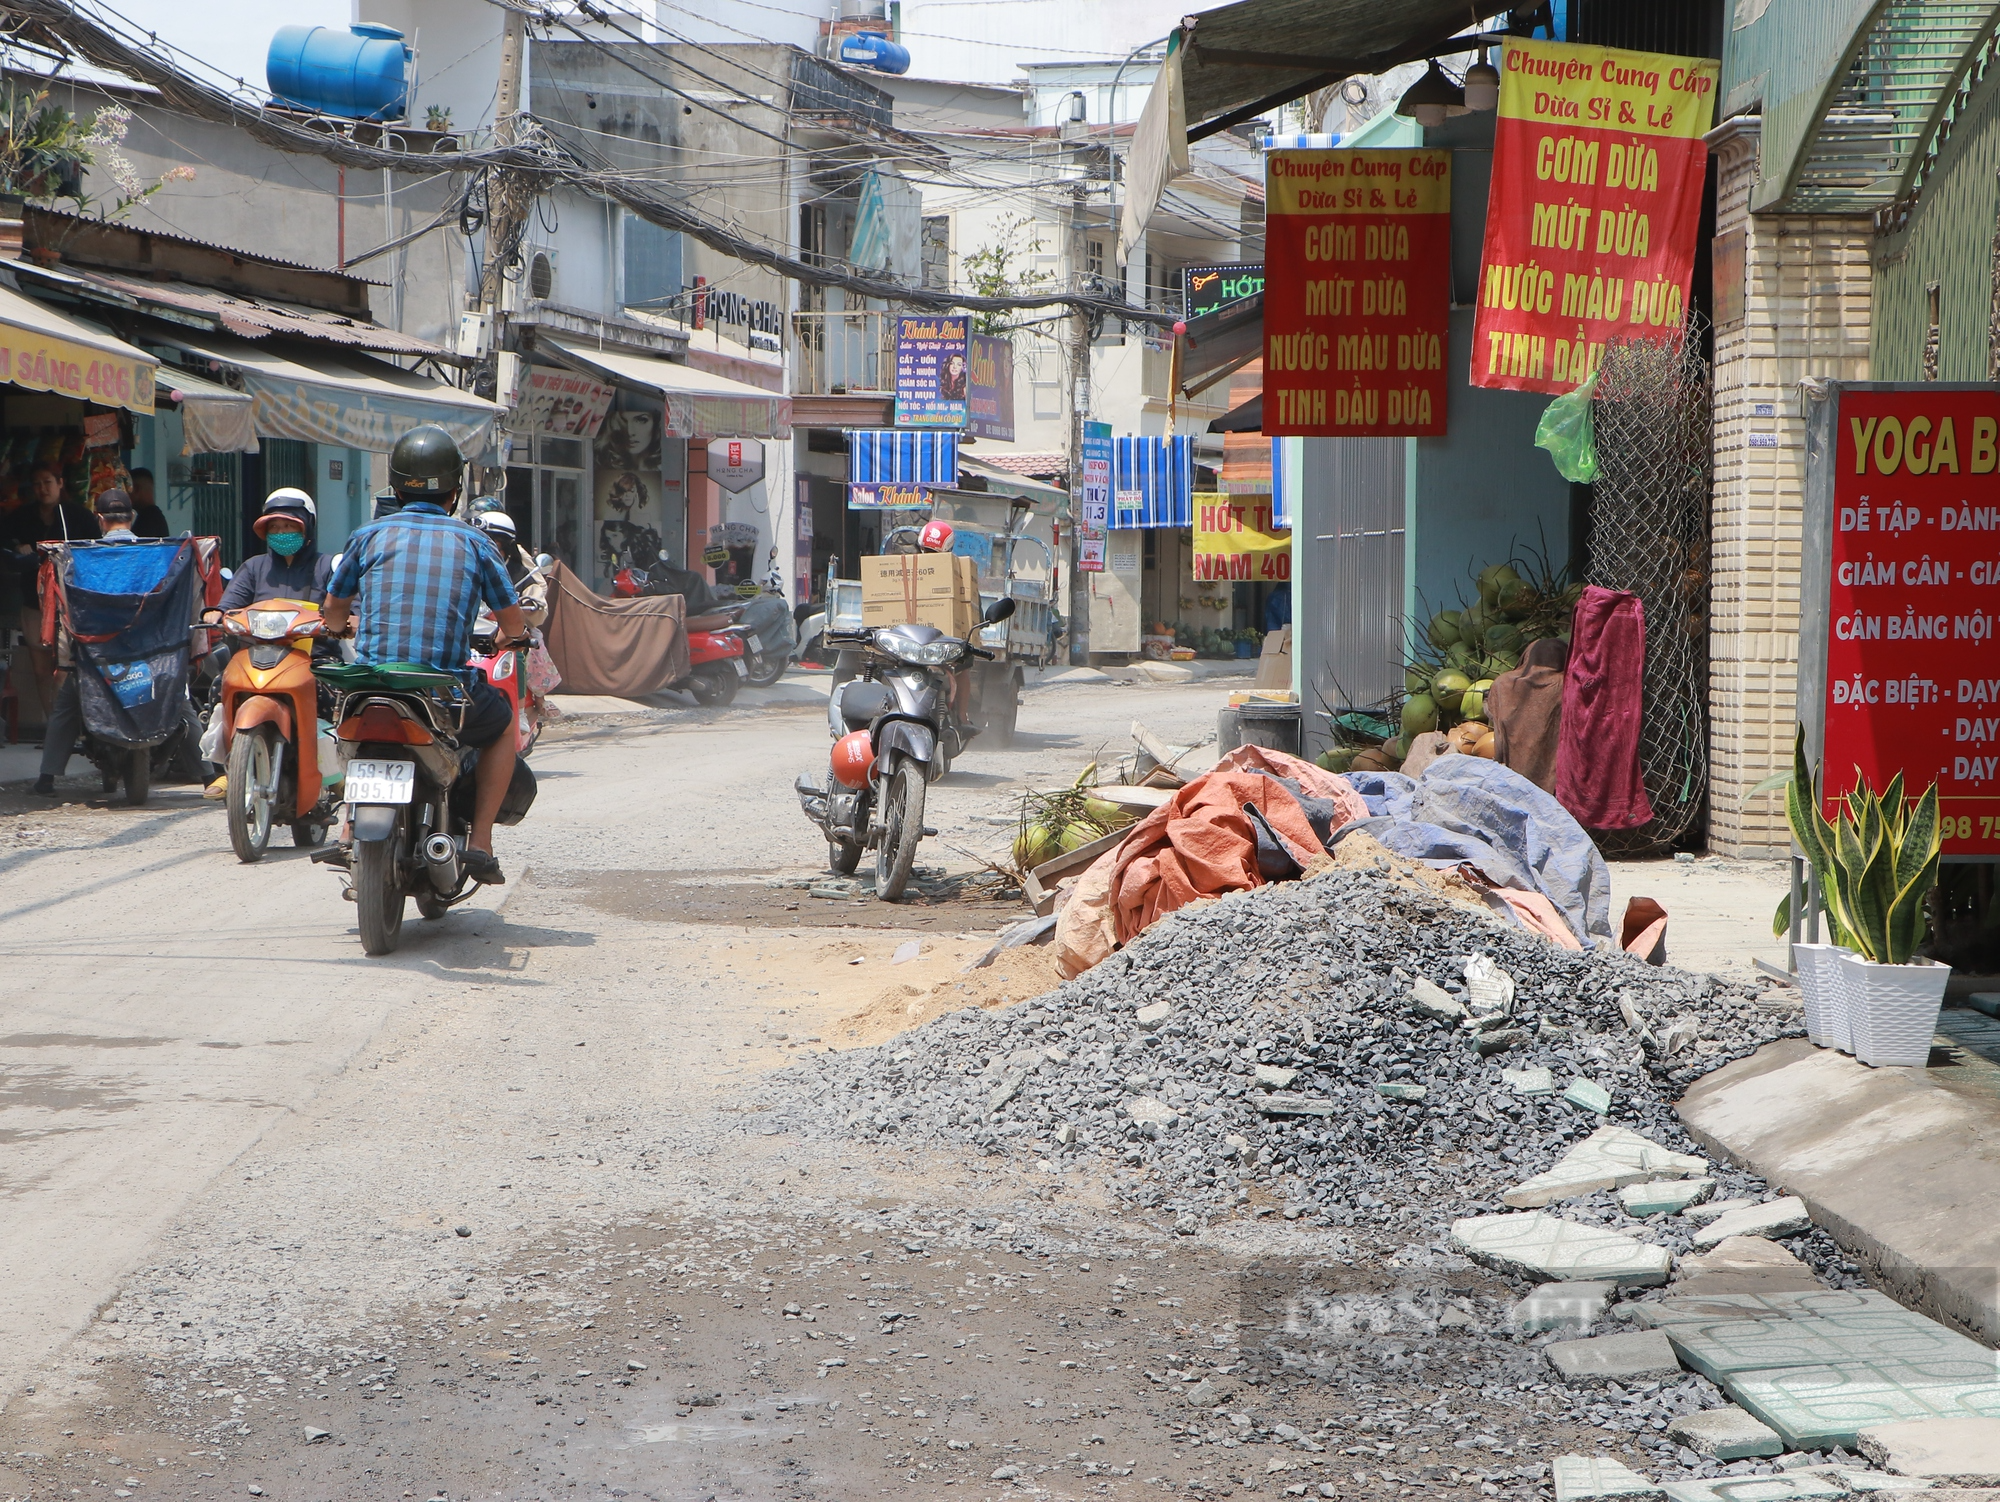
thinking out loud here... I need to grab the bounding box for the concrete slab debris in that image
[1816,1469,1938,1493]
[1257,1093,1338,1119]
[1692,1197,1813,1249]
[1451,1212,1674,1287]
[1860,1417,2000,1481]
[1679,1238,1819,1280]
[1686,1198,1763,1225]
[1136,1002,1173,1031]
[1566,1079,1615,1114]
[1513,1281,1617,1335]
[1125,1097,1177,1128]
[1412,978,1465,1022]
[1504,1126,1710,1209]
[1657,1475,1846,1501]
[1663,1405,1784,1459]
[1551,1455,1663,1501]
[1253,1064,1297,1089]
[1666,1311,1986,1382]
[1183,1377,1238,1409]
[1622,1177,1716,1217]
[1726,1357,2000,1451]
[1376,1081,1428,1101]
[1504,1065,1557,1096]
[1545,1330,1685,1384]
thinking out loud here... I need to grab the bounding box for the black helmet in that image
[389,424,464,499]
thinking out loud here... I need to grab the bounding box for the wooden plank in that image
[1023,826,1133,918]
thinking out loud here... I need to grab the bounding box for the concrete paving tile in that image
[1809,1467,1940,1492]
[1680,1237,1818,1278]
[1629,1290,1907,1329]
[1624,1177,1716,1216]
[1552,1455,1664,1500]
[1686,1197,1763,1224]
[1726,1357,2000,1451]
[1452,1212,1674,1287]
[1546,1330,1685,1384]
[1504,1064,1557,1096]
[1692,1197,1814,1249]
[1504,1126,1710,1209]
[1664,1404,1784,1459]
[1668,1312,1985,1382]
[1513,1280,1617,1335]
[1658,1476,1846,1501]
[1859,1417,2000,1481]
[1566,1078,1616,1114]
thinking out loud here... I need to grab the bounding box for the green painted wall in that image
[1873,57,2000,382]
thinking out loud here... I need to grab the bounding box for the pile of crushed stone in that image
[774,868,1801,1239]
[763,867,1872,1491]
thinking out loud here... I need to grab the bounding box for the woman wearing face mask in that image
[218,488,334,609]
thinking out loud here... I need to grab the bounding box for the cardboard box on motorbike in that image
[859,554,978,638]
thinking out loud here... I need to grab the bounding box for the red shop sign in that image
[1262,148,1450,437]
[1810,383,2000,853]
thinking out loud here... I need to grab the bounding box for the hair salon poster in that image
[592,396,684,582]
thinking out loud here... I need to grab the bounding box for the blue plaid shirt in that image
[327,502,518,685]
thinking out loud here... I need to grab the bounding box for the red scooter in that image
[610,564,748,707]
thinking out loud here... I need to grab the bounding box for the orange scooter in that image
[207,597,340,861]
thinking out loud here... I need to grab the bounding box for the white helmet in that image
[478,510,518,540]
[265,485,316,516]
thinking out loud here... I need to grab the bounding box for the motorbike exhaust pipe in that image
[424,832,462,893]
[794,771,829,827]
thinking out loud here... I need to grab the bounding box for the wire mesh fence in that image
[1586,318,1714,853]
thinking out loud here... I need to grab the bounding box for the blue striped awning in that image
[1111,435,1193,528]
[846,430,959,485]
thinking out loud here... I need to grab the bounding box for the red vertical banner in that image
[1263,148,1450,438]
[1471,38,1718,395]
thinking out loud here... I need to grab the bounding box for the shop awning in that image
[0,281,156,416]
[1179,291,1262,399]
[847,430,960,486]
[1113,436,1194,529]
[1120,0,1511,262]
[546,338,791,441]
[162,332,501,454]
[156,363,256,455]
[957,453,1065,511]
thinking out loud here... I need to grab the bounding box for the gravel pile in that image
[775,868,1802,1238]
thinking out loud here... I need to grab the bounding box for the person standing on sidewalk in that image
[5,463,94,732]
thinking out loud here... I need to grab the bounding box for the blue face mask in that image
[267,530,305,557]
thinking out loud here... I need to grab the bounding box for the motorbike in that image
[795,596,1015,901]
[204,597,341,860]
[612,555,794,689]
[677,614,749,707]
[42,537,205,805]
[313,622,538,956]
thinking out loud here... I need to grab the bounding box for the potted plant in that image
[1232,627,1262,659]
[1775,727,1857,1052]
[1785,729,1947,1068]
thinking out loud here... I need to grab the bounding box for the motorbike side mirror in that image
[982,596,1017,624]
[537,553,554,569]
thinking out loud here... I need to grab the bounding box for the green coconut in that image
[1461,600,1489,635]
[1402,693,1439,738]
[1445,642,1476,670]
[1316,747,1358,773]
[1428,610,1463,650]
[1431,668,1473,715]
[1461,686,1487,720]
[1485,623,1526,656]
[1014,825,1061,869]
[1497,579,1537,617]
[1477,563,1523,608]
[1405,663,1433,694]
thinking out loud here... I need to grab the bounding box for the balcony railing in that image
[792,309,897,397]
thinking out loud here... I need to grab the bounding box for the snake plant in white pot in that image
[1792,735,1947,1068]
[1774,728,1859,1052]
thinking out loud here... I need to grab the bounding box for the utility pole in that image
[1065,183,1091,665]
[476,4,530,416]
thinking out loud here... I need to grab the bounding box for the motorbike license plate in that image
[730,657,748,677]
[345,759,416,804]
[745,634,763,653]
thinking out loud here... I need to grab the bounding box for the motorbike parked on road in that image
[204,598,341,860]
[795,596,1015,901]
[612,554,794,689]
[313,623,538,956]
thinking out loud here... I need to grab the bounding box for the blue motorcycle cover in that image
[59,540,198,748]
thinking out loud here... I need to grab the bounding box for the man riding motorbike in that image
[321,425,527,886]
[469,504,548,630]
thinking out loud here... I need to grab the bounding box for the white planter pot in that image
[1794,943,1854,1052]
[1835,952,1950,1068]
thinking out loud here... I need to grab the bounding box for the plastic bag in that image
[198,700,225,763]
[1535,370,1600,483]
[525,640,562,697]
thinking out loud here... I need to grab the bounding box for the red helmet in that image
[918,519,955,553]
[831,729,874,789]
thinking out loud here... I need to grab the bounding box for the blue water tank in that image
[266,23,411,123]
[838,32,911,74]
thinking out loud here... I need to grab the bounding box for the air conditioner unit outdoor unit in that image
[526,248,557,302]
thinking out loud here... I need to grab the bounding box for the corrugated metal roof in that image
[976,451,1068,479]
[1177,0,1513,125]
[25,264,453,360]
